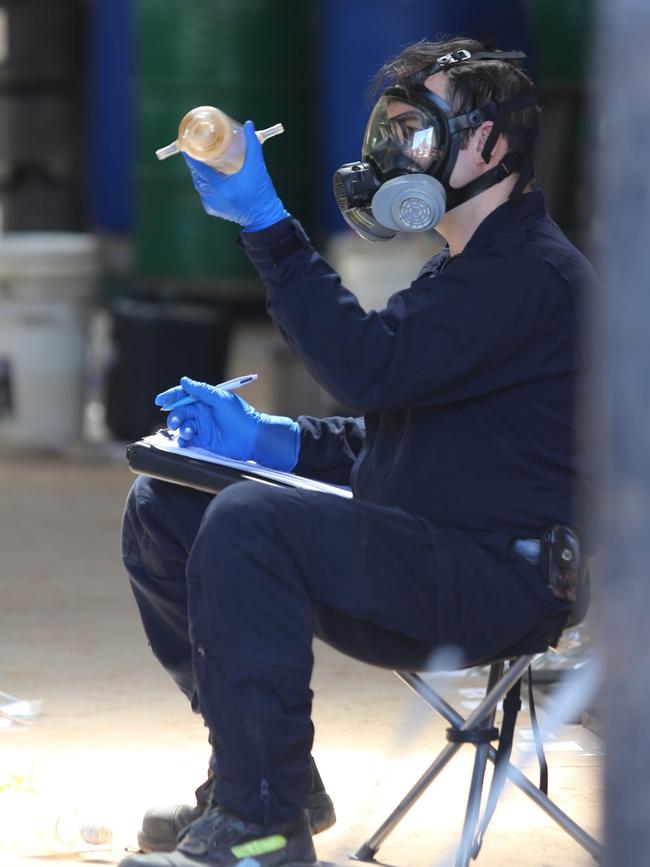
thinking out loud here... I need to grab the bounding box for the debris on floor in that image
[0,688,43,729]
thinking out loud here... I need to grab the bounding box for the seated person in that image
[120,37,596,867]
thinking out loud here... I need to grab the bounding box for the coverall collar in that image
[419,190,548,275]
[464,188,547,253]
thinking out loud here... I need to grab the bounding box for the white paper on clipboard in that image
[141,433,353,499]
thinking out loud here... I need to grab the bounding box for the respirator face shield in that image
[333,86,461,242]
[332,47,536,242]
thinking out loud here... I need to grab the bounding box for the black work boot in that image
[121,806,317,866]
[137,776,214,853]
[138,759,335,853]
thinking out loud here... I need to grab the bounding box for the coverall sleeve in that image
[240,218,573,413]
[293,415,366,485]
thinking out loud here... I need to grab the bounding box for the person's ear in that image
[471,122,493,165]
[474,121,506,167]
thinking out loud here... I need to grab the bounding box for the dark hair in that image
[371,38,540,167]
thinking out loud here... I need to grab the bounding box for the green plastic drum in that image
[135,165,254,282]
[133,0,312,283]
[134,0,310,90]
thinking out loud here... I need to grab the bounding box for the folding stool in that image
[353,648,602,867]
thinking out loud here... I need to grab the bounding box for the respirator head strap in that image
[476,91,538,204]
[461,49,528,65]
[508,156,534,203]
[446,151,524,211]
[479,91,538,163]
[412,49,528,82]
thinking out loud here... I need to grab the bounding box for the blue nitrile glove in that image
[154,376,300,471]
[182,120,289,231]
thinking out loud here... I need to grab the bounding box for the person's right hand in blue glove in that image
[154,376,300,472]
[183,120,289,231]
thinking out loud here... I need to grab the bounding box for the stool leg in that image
[400,670,601,860]
[353,740,462,861]
[455,663,504,867]
[354,658,534,862]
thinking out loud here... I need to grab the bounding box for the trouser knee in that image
[193,481,307,565]
[122,475,211,586]
[122,476,164,569]
[187,482,313,626]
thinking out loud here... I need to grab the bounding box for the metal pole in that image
[595,1,650,864]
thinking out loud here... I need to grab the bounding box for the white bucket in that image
[0,233,99,449]
[325,230,445,312]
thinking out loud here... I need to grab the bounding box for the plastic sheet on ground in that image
[0,689,43,730]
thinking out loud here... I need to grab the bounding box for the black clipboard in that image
[126,441,292,495]
[126,438,352,499]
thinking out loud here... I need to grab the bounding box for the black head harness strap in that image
[446,151,524,211]
[479,91,538,163]
[410,49,528,82]
[478,90,538,203]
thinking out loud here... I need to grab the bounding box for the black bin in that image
[0,165,82,229]
[105,299,231,441]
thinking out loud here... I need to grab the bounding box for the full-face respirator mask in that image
[332,48,537,242]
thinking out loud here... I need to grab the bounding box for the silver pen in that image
[160,374,258,412]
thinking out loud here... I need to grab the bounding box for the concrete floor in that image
[0,451,602,866]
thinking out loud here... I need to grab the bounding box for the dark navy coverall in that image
[122,189,596,828]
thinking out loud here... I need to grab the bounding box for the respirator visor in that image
[362,90,447,178]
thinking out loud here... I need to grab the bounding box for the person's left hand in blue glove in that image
[182,120,289,231]
[155,376,300,471]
